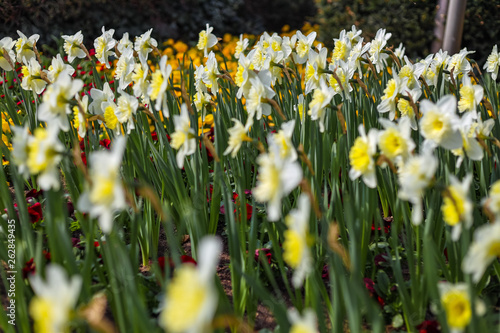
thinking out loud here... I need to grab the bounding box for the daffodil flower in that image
[202,51,220,93]
[77,137,127,233]
[273,120,297,162]
[377,75,401,120]
[160,236,222,333]
[114,47,136,90]
[94,26,116,68]
[369,28,391,73]
[115,91,138,134]
[245,70,275,121]
[331,29,351,64]
[482,179,500,219]
[283,194,313,288]
[62,31,86,63]
[73,94,88,138]
[134,29,158,65]
[131,61,150,100]
[328,60,355,101]
[308,78,334,133]
[419,95,462,150]
[170,104,196,169]
[441,174,473,241]
[235,49,256,98]
[287,307,319,333]
[20,57,48,94]
[148,55,172,117]
[223,118,252,158]
[304,47,328,94]
[117,32,134,54]
[377,117,415,166]
[294,30,316,64]
[348,39,370,76]
[397,88,421,130]
[483,45,499,80]
[15,30,39,63]
[398,56,424,91]
[89,82,115,115]
[234,34,249,59]
[438,282,484,333]
[0,37,16,71]
[38,74,84,132]
[451,114,484,168]
[457,74,483,118]
[253,138,303,221]
[47,53,75,82]
[197,24,218,58]
[349,124,378,188]
[446,48,474,81]
[29,264,82,333]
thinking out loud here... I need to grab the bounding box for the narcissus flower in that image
[245,70,275,121]
[197,24,218,57]
[89,82,115,115]
[308,78,334,133]
[170,104,196,169]
[349,124,378,188]
[114,47,135,90]
[148,55,172,117]
[38,74,84,132]
[159,236,222,333]
[304,47,328,94]
[73,95,88,138]
[253,137,303,221]
[483,180,500,219]
[438,282,484,333]
[331,29,351,64]
[457,74,483,118]
[377,76,401,120]
[282,194,313,288]
[483,45,499,80]
[94,26,116,69]
[369,28,391,73]
[441,174,473,241]
[202,51,220,93]
[15,30,39,63]
[115,91,139,134]
[462,221,500,283]
[62,31,86,63]
[134,29,158,65]
[287,307,319,333]
[446,48,474,80]
[20,58,48,94]
[234,34,249,59]
[77,137,127,234]
[47,54,75,82]
[419,95,462,150]
[377,117,415,165]
[0,37,16,71]
[224,118,252,158]
[273,120,297,162]
[294,30,316,64]
[29,264,82,333]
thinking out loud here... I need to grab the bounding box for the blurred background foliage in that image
[0,0,498,63]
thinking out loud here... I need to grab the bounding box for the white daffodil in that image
[234,34,249,59]
[20,57,48,94]
[273,120,297,162]
[160,236,222,333]
[283,194,313,288]
[294,30,316,64]
[451,114,484,168]
[328,60,355,101]
[0,37,16,71]
[377,75,401,120]
[202,51,220,93]
[245,70,275,121]
[26,126,65,190]
[73,94,88,138]
[78,137,127,233]
[253,138,303,221]
[131,61,150,100]
[115,91,138,134]
[38,74,84,132]
[349,124,378,188]
[281,35,297,60]
[394,43,405,59]
[398,56,424,91]
[419,95,462,150]
[29,264,82,333]
[304,47,328,94]
[377,117,415,166]
[148,55,172,117]
[235,49,256,98]
[134,29,158,65]
[331,29,351,64]
[224,118,252,158]
[15,30,39,63]
[369,28,391,73]
[447,48,474,81]
[294,94,307,124]
[348,39,371,76]
[462,222,500,283]
[483,180,500,220]
[114,47,136,90]
[170,104,196,169]
[94,26,116,68]
[197,24,218,58]
[47,53,75,82]
[441,174,473,241]
[457,74,483,118]
[397,88,421,130]
[117,32,133,54]
[194,90,211,115]
[308,78,334,133]
[62,31,86,63]
[266,46,284,85]
[346,25,362,44]
[89,82,115,115]
[398,142,438,225]
[11,125,31,178]
[250,40,267,71]
[438,282,484,333]
[102,101,122,136]
[287,307,319,333]
[484,45,500,80]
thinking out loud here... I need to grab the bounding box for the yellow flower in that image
[441,174,473,241]
[463,222,500,282]
[438,282,482,332]
[349,125,378,188]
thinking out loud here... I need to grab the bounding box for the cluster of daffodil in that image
[1,21,500,333]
